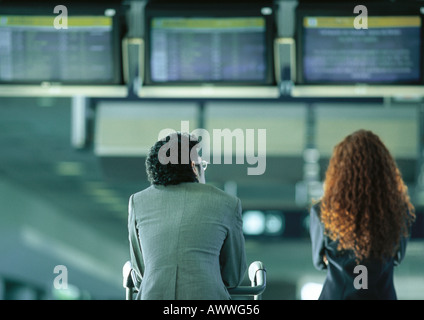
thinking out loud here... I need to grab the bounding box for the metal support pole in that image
[197,101,205,130]
[296,104,323,205]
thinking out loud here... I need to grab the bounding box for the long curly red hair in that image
[320,129,415,262]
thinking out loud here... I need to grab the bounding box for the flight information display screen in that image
[148,17,268,84]
[0,15,118,84]
[301,16,422,84]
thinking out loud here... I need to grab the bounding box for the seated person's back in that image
[128,132,247,300]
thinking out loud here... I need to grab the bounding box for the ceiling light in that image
[265,212,285,235]
[242,210,266,236]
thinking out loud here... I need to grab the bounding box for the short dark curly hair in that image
[146,132,200,186]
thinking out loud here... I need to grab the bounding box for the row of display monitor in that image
[0,1,423,87]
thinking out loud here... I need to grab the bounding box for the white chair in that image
[122,260,266,300]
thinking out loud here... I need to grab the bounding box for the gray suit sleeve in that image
[128,194,144,282]
[220,198,247,288]
[310,204,327,271]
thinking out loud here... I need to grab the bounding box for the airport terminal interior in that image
[0,0,423,300]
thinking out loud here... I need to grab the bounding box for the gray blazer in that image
[128,182,247,300]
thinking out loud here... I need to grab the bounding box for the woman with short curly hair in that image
[310,129,415,300]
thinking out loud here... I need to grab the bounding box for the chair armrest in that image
[227,261,266,297]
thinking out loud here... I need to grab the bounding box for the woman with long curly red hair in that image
[310,129,415,300]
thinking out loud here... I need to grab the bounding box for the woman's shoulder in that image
[310,200,322,215]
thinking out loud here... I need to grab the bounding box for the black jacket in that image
[309,202,407,300]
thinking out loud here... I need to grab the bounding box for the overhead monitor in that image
[0,6,123,85]
[296,3,423,85]
[144,2,276,86]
